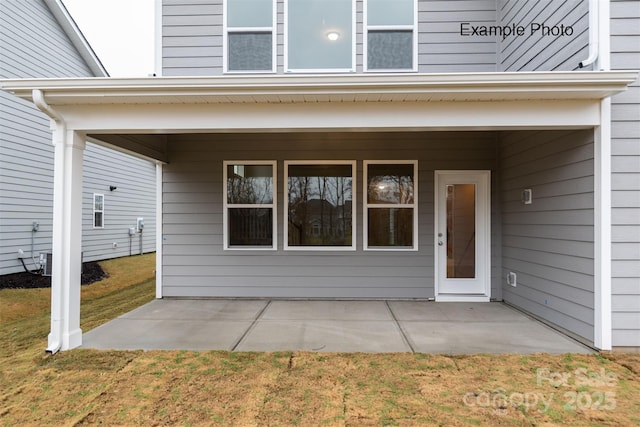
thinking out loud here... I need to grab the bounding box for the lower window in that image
[224,161,276,249]
[285,161,355,250]
[93,193,104,228]
[364,161,417,250]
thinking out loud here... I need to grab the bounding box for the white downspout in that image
[579,0,599,68]
[33,89,65,355]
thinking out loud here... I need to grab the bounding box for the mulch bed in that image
[0,262,107,290]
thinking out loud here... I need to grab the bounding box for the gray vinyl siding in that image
[0,0,156,275]
[500,129,595,344]
[82,144,157,262]
[498,0,589,71]
[0,92,55,274]
[0,0,93,78]
[162,131,501,298]
[161,0,498,76]
[1,0,88,275]
[610,0,640,347]
[418,0,497,73]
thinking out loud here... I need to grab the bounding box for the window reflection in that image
[228,208,273,246]
[367,163,414,204]
[225,163,275,249]
[365,162,416,249]
[287,164,353,247]
[368,208,413,246]
[227,164,273,205]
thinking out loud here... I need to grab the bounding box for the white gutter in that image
[579,0,600,69]
[33,89,65,355]
[2,72,637,105]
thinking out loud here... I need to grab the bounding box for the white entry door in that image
[435,171,491,301]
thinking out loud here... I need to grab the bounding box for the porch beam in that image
[52,100,601,133]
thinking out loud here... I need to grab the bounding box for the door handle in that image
[438,241,443,246]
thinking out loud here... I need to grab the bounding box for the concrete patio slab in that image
[388,301,532,322]
[400,319,590,354]
[236,320,410,352]
[261,300,393,321]
[120,299,268,320]
[81,300,593,354]
[82,318,254,351]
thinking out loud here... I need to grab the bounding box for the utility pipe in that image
[579,0,599,68]
[33,89,64,355]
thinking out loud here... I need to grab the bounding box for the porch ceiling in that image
[2,71,637,105]
[1,71,636,164]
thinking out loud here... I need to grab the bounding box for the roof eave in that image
[1,71,637,105]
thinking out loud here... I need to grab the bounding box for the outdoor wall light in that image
[109,186,117,191]
[327,31,340,41]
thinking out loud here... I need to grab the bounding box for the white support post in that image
[594,100,613,351]
[47,128,85,353]
[155,163,163,298]
[593,0,612,351]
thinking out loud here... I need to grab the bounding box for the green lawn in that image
[1,254,639,426]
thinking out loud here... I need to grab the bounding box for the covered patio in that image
[1,71,636,353]
[82,300,592,354]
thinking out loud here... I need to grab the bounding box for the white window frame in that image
[363,160,418,251]
[284,160,356,251]
[93,193,104,229]
[284,0,356,73]
[223,0,277,74]
[223,161,277,250]
[363,0,418,72]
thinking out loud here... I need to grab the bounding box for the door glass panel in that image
[446,184,475,278]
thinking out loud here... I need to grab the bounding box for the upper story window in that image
[285,161,355,250]
[224,161,277,249]
[93,194,104,228]
[224,0,276,72]
[364,0,417,71]
[285,0,355,72]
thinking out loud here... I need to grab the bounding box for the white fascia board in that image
[43,0,109,77]
[54,99,602,134]
[1,71,637,105]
